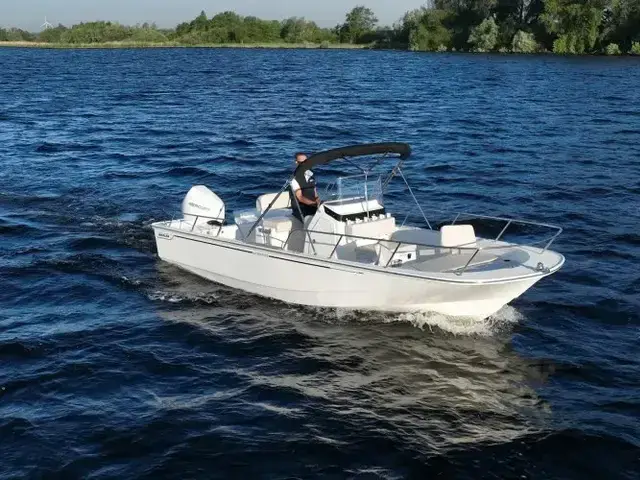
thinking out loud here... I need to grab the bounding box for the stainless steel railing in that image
[398,209,563,254]
[157,208,562,276]
[288,224,559,275]
[286,228,484,271]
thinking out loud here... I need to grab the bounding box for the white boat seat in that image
[262,217,294,233]
[390,228,441,256]
[335,242,379,264]
[256,192,291,213]
[376,240,418,267]
[440,225,477,253]
[262,209,302,233]
[408,250,498,273]
[390,228,441,245]
[334,241,357,260]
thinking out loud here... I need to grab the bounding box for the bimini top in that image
[295,142,411,176]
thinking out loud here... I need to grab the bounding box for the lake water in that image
[1,48,639,479]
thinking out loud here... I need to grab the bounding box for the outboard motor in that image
[182,185,225,228]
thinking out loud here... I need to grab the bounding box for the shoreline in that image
[0,41,372,50]
[2,41,639,56]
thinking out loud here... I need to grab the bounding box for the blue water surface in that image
[1,48,639,479]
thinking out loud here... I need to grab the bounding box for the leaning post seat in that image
[256,192,291,213]
[262,214,296,233]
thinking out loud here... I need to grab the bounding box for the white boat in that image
[152,143,564,320]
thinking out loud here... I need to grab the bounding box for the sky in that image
[1,0,428,32]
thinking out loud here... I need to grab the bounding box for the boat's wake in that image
[146,290,221,305]
[390,305,524,336]
[292,304,525,336]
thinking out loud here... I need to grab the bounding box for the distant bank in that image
[3,41,640,56]
[0,41,369,50]
[2,5,640,55]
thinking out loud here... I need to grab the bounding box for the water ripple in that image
[0,48,638,479]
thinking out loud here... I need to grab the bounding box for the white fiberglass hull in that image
[153,225,549,320]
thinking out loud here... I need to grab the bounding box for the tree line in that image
[400,0,640,54]
[1,2,639,54]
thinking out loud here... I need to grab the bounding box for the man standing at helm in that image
[290,152,320,223]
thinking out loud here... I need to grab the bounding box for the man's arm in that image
[295,189,318,206]
[290,177,319,206]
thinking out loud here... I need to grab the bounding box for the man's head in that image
[294,152,308,165]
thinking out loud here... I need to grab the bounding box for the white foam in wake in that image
[387,305,525,336]
[147,290,220,304]
[306,304,525,336]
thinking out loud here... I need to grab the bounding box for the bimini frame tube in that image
[397,167,432,230]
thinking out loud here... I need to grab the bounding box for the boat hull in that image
[153,226,548,320]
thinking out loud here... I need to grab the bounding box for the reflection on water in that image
[151,262,552,452]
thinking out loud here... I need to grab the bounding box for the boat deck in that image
[154,218,565,282]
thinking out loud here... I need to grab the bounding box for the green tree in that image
[541,0,603,54]
[494,0,538,29]
[279,17,334,43]
[599,0,640,52]
[193,11,209,31]
[435,0,498,48]
[130,26,167,43]
[511,29,537,51]
[394,8,425,45]
[281,17,312,43]
[435,0,498,19]
[340,5,378,43]
[38,24,68,43]
[175,21,191,37]
[496,16,518,48]
[243,17,281,42]
[209,11,245,42]
[169,10,337,45]
[408,9,453,51]
[604,42,621,53]
[468,17,499,51]
[0,27,34,41]
[59,21,131,43]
